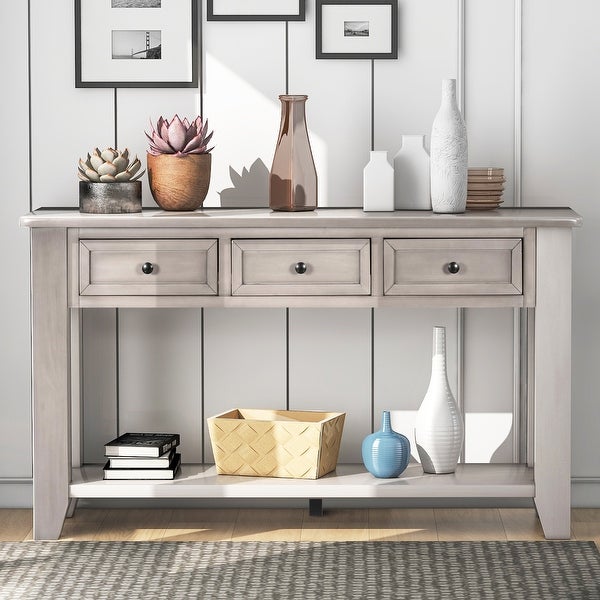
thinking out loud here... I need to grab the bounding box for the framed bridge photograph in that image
[75,0,198,88]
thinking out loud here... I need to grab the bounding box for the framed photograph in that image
[75,0,198,88]
[207,0,305,21]
[316,0,398,60]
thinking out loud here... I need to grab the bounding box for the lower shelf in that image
[70,463,534,499]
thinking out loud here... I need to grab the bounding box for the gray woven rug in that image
[1,540,599,599]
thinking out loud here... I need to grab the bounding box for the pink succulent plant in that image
[145,115,214,156]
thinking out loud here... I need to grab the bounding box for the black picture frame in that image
[207,0,305,21]
[75,0,198,88]
[316,0,398,60]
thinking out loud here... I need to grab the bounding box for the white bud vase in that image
[393,135,431,210]
[415,326,464,474]
[363,151,394,211]
[430,79,468,213]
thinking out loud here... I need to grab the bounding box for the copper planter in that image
[147,153,211,211]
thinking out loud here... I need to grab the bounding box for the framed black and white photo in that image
[75,0,198,88]
[316,0,398,59]
[207,0,305,21]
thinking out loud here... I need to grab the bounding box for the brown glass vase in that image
[269,95,317,211]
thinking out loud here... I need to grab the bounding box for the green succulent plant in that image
[78,147,145,183]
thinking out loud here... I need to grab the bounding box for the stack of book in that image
[103,432,182,480]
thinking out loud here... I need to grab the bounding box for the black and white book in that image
[103,453,182,480]
[108,448,175,469]
[104,432,180,457]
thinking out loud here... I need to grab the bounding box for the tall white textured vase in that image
[415,326,464,474]
[430,79,468,213]
[363,151,394,211]
[393,135,431,210]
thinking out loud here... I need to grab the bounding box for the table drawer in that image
[384,238,522,295]
[232,239,371,296]
[79,239,218,296]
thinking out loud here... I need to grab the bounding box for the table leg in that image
[31,228,70,540]
[533,227,572,539]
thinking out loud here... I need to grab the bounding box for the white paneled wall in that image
[464,0,515,205]
[289,4,371,206]
[203,308,287,462]
[118,309,203,462]
[374,309,458,462]
[522,0,600,505]
[374,0,458,156]
[289,309,372,462]
[0,1,31,487]
[5,0,599,506]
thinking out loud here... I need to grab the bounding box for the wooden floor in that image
[1,508,600,546]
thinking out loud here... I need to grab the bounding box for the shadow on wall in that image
[219,158,269,207]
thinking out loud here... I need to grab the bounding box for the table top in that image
[20,207,582,229]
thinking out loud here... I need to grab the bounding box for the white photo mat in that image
[210,0,301,16]
[321,5,392,54]
[77,0,194,85]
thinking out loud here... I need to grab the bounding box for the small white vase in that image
[415,326,464,474]
[430,79,468,213]
[393,135,431,210]
[363,151,394,212]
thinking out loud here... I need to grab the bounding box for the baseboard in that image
[0,479,32,508]
[1,478,599,509]
[571,477,600,507]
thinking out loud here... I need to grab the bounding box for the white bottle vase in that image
[415,326,464,474]
[363,151,394,212]
[393,135,431,210]
[430,79,468,213]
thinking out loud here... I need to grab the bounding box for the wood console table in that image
[21,207,581,540]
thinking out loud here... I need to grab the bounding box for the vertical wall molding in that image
[513,0,522,208]
[27,0,32,211]
[457,0,466,116]
[513,0,524,463]
[285,22,289,95]
[200,308,205,463]
[115,308,120,436]
[370,60,375,151]
[457,0,466,461]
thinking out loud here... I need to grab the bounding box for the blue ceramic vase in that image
[362,411,411,478]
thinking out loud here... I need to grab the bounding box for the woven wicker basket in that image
[207,408,345,479]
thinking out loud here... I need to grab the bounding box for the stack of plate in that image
[467,167,505,210]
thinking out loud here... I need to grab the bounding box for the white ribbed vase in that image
[430,79,468,213]
[415,326,464,474]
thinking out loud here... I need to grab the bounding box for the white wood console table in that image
[21,207,581,540]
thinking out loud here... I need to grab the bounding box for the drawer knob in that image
[141,262,154,275]
[294,261,308,274]
[448,261,460,274]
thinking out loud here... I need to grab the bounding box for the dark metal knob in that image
[448,261,460,274]
[142,262,154,275]
[294,261,307,274]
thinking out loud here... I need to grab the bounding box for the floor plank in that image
[435,508,507,541]
[368,508,438,541]
[0,509,32,541]
[499,508,545,541]
[572,508,600,550]
[92,508,172,541]
[232,508,303,542]
[1,508,600,543]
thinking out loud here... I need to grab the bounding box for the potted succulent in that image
[78,148,144,214]
[145,115,214,211]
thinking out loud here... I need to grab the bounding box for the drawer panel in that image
[232,239,371,296]
[384,238,522,295]
[80,239,218,296]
